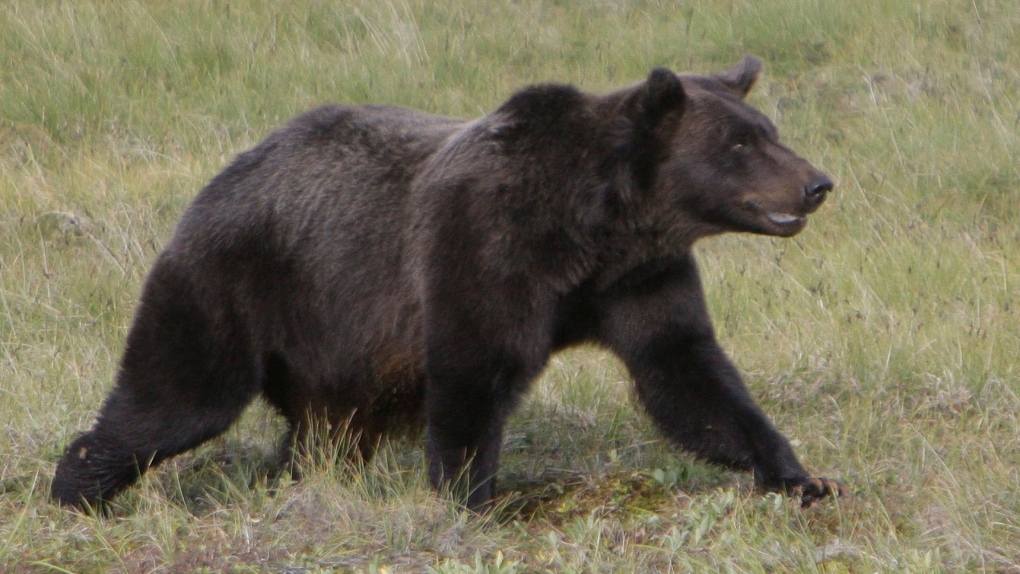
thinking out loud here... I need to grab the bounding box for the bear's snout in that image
[803,175,833,212]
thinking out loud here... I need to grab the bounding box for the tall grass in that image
[1,0,1018,571]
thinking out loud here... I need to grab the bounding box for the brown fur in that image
[53,56,844,510]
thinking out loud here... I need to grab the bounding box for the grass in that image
[1,0,1018,571]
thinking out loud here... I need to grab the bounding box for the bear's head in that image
[618,56,832,240]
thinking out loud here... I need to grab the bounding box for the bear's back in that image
[173,104,464,256]
[156,105,465,388]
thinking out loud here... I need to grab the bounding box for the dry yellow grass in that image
[1,0,1018,571]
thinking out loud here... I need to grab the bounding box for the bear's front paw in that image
[793,476,847,508]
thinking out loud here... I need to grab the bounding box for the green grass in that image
[2,0,1019,571]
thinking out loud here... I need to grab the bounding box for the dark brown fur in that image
[53,56,844,510]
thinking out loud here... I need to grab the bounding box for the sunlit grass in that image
[2,0,1018,571]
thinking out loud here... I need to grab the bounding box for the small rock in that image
[35,211,89,241]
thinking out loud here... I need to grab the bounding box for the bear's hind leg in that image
[262,358,375,480]
[272,411,367,480]
[52,263,262,509]
[52,382,256,509]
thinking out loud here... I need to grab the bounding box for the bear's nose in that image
[804,175,833,209]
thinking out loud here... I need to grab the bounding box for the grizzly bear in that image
[52,55,844,511]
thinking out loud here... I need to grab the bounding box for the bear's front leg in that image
[425,371,505,510]
[420,276,557,510]
[423,343,533,510]
[597,255,845,506]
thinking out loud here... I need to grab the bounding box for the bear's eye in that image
[728,129,754,153]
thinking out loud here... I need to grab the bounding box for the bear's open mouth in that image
[765,212,806,227]
[746,199,807,234]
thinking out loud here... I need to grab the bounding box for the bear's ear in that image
[605,69,685,199]
[642,68,686,126]
[715,55,763,98]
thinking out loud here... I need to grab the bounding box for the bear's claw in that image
[795,477,847,508]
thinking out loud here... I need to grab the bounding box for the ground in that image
[1,0,1019,572]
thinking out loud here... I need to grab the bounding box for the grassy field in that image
[1,0,1018,571]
